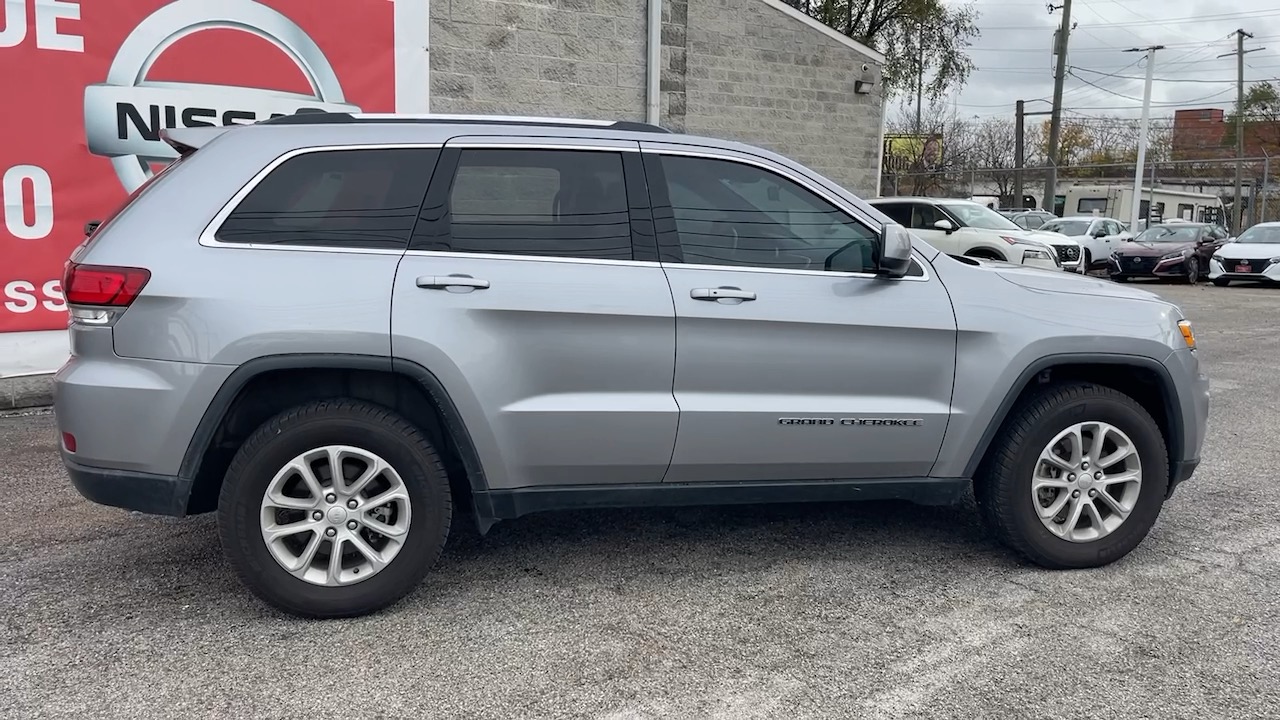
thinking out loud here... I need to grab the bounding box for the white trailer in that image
[1061,185,1228,231]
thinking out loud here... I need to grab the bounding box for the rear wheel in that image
[217,399,452,618]
[975,382,1168,569]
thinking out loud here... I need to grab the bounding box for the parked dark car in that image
[1108,222,1231,283]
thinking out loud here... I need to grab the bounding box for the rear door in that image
[641,143,957,483]
[391,137,678,490]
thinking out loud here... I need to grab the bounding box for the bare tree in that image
[969,118,1017,200]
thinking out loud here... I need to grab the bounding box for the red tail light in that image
[63,262,151,307]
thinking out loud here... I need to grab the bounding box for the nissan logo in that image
[83,0,361,191]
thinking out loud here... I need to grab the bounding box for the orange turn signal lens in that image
[1178,320,1196,350]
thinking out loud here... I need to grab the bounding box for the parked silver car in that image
[56,113,1210,618]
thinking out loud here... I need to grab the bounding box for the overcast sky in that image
[944,0,1280,121]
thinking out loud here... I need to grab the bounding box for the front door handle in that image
[691,287,756,303]
[417,274,491,292]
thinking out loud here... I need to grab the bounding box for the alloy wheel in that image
[259,445,412,586]
[1031,422,1143,543]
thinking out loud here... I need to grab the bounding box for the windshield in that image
[1042,220,1090,236]
[1234,225,1280,244]
[940,202,1023,231]
[1135,225,1202,243]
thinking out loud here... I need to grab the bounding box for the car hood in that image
[1025,229,1076,244]
[1113,240,1194,257]
[1215,242,1280,259]
[992,262,1168,303]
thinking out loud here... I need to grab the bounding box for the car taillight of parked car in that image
[62,263,151,307]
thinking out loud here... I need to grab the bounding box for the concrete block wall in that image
[671,0,884,196]
[429,0,649,120]
[429,0,884,196]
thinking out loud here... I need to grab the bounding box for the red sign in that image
[0,0,406,332]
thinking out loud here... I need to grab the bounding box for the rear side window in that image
[429,148,632,260]
[215,148,438,249]
[875,202,912,226]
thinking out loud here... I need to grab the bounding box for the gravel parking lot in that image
[2,282,1278,720]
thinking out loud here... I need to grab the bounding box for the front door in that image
[640,144,958,483]
[391,137,678,490]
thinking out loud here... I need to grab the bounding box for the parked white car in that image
[1209,221,1280,286]
[869,197,1079,272]
[1039,215,1132,270]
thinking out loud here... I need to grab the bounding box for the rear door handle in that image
[690,287,756,302]
[416,274,490,291]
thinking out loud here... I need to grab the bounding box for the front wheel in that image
[217,399,452,618]
[1185,257,1200,284]
[975,383,1169,569]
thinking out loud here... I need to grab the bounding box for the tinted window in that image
[876,202,913,226]
[437,149,631,260]
[661,155,878,273]
[216,148,437,249]
[1022,215,1044,229]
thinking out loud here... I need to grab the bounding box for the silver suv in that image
[55,113,1210,618]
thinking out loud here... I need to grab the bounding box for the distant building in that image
[1172,108,1280,161]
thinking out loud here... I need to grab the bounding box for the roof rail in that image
[257,111,671,133]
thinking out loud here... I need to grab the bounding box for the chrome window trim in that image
[402,250,660,268]
[197,143,445,251]
[446,140,641,152]
[639,145,931,282]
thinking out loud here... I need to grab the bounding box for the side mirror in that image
[84,220,101,236]
[878,222,913,278]
[933,218,955,234]
[1092,228,1107,238]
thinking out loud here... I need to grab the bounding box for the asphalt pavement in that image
[2,282,1278,719]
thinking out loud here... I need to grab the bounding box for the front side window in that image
[660,155,878,273]
[216,148,438,249]
[435,148,632,260]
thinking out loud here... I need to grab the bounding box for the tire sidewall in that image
[1006,394,1169,567]
[220,408,449,616]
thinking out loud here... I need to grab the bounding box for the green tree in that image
[1224,81,1280,151]
[786,0,980,99]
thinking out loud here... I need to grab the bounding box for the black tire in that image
[1213,277,1230,287]
[1082,249,1093,271]
[974,382,1169,570]
[217,399,452,618]
[1185,257,1200,284]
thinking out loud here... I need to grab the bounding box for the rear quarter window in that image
[214,148,439,249]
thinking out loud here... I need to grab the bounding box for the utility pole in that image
[1015,100,1053,209]
[1044,0,1073,215]
[1015,100,1024,208]
[1219,29,1263,232]
[1125,45,1163,233]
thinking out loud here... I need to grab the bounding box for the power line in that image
[1067,70,1236,105]
[1073,66,1280,84]
[981,9,1280,30]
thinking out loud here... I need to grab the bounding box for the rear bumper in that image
[64,456,192,516]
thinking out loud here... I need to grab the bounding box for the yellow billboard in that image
[883,133,943,173]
